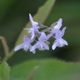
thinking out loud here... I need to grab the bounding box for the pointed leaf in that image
[0,61,10,80]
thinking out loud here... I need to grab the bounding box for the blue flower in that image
[47,18,63,39]
[30,32,49,54]
[48,18,68,50]
[29,13,39,28]
[27,14,40,39]
[14,35,32,51]
[14,17,68,53]
[52,27,68,50]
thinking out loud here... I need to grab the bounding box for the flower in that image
[47,18,68,50]
[14,35,32,51]
[47,18,63,39]
[28,27,40,40]
[30,32,49,54]
[29,13,39,28]
[52,27,68,50]
[27,13,40,39]
[50,18,62,34]
[14,16,68,54]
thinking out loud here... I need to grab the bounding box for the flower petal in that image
[42,42,49,50]
[29,13,33,22]
[57,38,68,47]
[39,32,47,41]
[31,30,35,40]
[14,43,24,51]
[60,27,66,37]
[30,46,36,54]
[23,35,29,42]
[61,38,68,46]
[54,18,62,29]
[52,42,57,50]
[29,13,38,28]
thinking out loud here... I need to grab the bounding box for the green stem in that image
[0,36,9,57]
[3,49,14,61]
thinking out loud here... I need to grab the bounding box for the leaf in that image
[10,59,80,80]
[0,61,10,80]
[15,0,56,45]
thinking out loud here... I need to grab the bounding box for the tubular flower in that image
[27,14,40,39]
[52,27,68,50]
[30,32,49,54]
[14,14,68,54]
[14,35,32,52]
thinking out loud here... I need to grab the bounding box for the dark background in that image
[0,0,80,66]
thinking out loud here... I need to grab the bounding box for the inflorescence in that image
[14,13,68,54]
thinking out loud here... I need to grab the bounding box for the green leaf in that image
[10,59,80,80]
[15,0,55,45]
[0,61,10,80]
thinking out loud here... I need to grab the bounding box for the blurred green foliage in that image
[0,0,80,80]
[0,0,80,66]
[10,59,80,80]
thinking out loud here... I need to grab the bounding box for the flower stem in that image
[3,49,14,61]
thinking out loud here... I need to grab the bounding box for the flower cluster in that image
[14,13,68,54]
